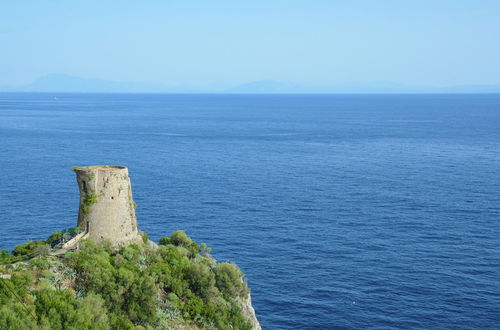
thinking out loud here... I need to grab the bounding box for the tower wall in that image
[73,165,142,247]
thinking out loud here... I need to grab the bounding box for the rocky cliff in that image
[0,166,260,329]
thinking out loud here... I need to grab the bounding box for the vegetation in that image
[81,192,99,216]
[0,230,253,330]
[47,227,84,248]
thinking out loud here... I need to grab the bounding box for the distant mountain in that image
[225,80,424,94]
[226,80,500,94]
[1,74,500,94]
[18,74,153,93]
[436,84,500,93]
[4,74,211,93]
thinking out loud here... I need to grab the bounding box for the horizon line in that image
[1,91,500,96]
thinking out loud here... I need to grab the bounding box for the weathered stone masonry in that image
[73,165,143,247]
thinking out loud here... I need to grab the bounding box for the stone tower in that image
[73,165,143,247]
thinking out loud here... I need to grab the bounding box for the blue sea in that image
[0,93,499,329]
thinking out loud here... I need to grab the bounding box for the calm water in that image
[1,93,499,329]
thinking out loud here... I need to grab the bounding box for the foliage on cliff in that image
[0,230,252,330]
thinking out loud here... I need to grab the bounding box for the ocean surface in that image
[0,93,499,329]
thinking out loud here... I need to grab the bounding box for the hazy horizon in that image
[2,73,500,94]
[1,1,499,90]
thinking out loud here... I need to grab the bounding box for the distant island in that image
[0,166,260,329]
[2,74,500,94]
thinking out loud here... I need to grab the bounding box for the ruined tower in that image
[73,165,143,247]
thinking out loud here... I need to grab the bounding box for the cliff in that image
[0,165,260,329]
[0,230,261,329]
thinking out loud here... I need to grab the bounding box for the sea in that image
[0,93,499,329]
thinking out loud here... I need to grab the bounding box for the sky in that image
[1,0,499,88]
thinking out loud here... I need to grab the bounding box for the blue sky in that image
[1,0,499,87]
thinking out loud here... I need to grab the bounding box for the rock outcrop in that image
[239,293,262,330]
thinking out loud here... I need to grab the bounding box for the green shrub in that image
[1,230,254,330]
[0,250,21,265]
[140,231,149,244]
[184,263,215,299]
[0,303,37,330]
[170,230,192,247]
[215,263,249,298]
[47,227,84,248]
[32,244,50,257]
[200,243,212,256]
[120,245,144,264]
[67,226,83,235]
[35,289,78,329]
[47,232,63,246]
[160,231,200,256]
[82,193,99,216]
[74,293,110,329]
[12,241,47,258]
[29,258,50,270]
[0,273,32,303]
[158,236,171,245]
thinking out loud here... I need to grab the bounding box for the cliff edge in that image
[0,165,260,329]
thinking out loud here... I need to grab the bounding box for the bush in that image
[32,244,50,257]
[184,263,215,299]
[170,230,192,247]
[12,241,47,258]
[67,227,83,236]
[30,258,50,270]
[35,289,78,329]
[0,301,37,330]
[215,263,249,298]
[140,231,149,244]
[74,293,110,329]
[1,230,254,330]
[0,250,21,265]
[158,236,171,245]
[160,231,200,256]
[46,232,63,247]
